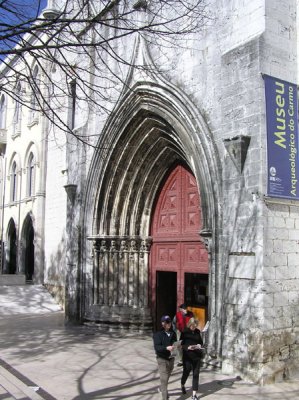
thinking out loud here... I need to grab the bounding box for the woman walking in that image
[180,318,204,400]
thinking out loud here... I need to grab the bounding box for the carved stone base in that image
[84,304,153,333]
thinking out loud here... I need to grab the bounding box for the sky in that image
[0,0,48,25]
[0,0,48,59]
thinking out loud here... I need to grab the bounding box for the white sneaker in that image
[157,387,169,399]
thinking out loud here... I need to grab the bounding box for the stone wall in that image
[258,201,299,383]
[44,129,67,289]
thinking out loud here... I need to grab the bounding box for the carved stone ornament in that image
[223,135,251,173]
[199,229,212,252]
[64,184,77,205]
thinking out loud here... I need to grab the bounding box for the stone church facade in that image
[0,0,298,385]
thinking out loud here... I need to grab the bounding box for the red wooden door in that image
[150,165,208,321]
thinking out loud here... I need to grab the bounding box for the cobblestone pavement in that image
[0,285,298,400]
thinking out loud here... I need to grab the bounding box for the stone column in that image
[119,239,128,305]
[92,237,151,307]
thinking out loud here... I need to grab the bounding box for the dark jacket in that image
[180,328,204,361]
[153,329,177,360]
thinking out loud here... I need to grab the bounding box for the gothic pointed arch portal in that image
[83,82,221,338]
[151,164,209,329]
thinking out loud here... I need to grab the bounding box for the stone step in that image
[0,284,62,316]
[0,274,26,286]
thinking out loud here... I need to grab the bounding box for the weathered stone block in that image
[0,274,26,285]
[273,292,288,307]
[254,292,274,308]
[287,253,299,266]
[288,291,299,305]
[229,255,256,279]
[263,266,276,280]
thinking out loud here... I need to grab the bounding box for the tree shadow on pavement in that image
[72,371,160,400]
[168,375,242,400]
[71,375,242,400]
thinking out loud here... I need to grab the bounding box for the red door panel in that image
[182,171,201,235]
[154,243,180,269]
[150,165,209,315]
[152,167,182,238]
[181,242,209,273]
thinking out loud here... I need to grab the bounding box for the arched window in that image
[10,161,17,202]
[27,153,35,197]
[29,66,39,124]
[0,94,6,129]
[13,83,22,135]
[69,79,77,130]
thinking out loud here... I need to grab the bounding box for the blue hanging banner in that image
[264,74,299,199]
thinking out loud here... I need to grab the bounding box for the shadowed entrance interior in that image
[156,271,177,330]
[7,219,17,274]
[24,218,35,281]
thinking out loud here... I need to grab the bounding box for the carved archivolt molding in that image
[83,81,220,244]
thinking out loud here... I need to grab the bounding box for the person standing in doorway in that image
[180,318,204,400]
[153,315,177,400]
[172,304,193,366]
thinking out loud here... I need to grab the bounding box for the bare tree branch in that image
[0,0,209,147]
